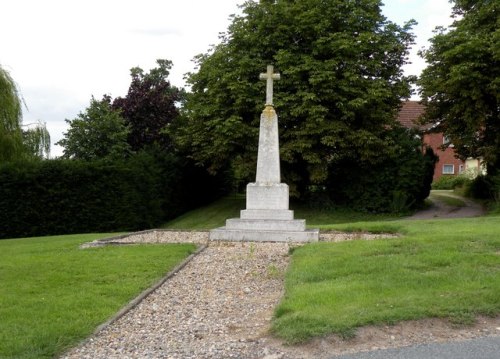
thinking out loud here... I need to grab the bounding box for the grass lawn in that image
[161,194,245,229]
[0,233,196,359]
[272,216,500,343]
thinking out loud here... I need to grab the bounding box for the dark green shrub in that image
[467,174,500,214]
[0,152,226,239]
[325,127,436,213]
[467,174,500,201]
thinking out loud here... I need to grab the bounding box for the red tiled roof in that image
[397,101,425,129]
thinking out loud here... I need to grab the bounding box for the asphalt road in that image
[332,336,500,359]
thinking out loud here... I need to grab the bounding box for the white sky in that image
[1,0,453,157]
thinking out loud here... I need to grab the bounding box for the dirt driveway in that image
[408,190,485,220]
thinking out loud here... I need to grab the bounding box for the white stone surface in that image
[246,183,289,210]
[225,218,306,231]
[259,65,280,106]
[240,209,294,220]
[209,228,319,242]
[255,106,281,184]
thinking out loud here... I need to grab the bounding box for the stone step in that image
[209,227,319,242]
[225,218,306,231]
[240,209,294,220]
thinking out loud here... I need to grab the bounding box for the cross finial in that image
[259,65,280,106]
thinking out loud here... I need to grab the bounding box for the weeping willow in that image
[22,122,51,158]
[0,65,25,161]
[0,65,50,161]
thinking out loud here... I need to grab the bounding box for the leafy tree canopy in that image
[57,95,131,161]
[175,0,416,195]
[419,0,500,174]
[113,59,184,152]
[58,59,182,161]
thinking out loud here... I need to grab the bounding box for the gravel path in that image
[62,231,499,359]
[66,233,291,358]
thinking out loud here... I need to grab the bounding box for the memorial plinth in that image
[209,66,319,242]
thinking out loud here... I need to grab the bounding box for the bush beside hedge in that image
[325,128,436,213]
[432,173,473,190]
[467,174,500,200]
[0,152,225,239]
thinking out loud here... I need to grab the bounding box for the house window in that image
[443,135,454,147]
[443,164,455,174]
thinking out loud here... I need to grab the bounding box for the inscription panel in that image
[246,183,289,210]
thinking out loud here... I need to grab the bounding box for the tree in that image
[1,65,50,162]
[113,59,183,152]
[419,0,500,175]
[175,0,416,196]
[57,95,131,161]
[1,65,26,162]
[22,121,51,159]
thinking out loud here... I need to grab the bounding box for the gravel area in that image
[80,229,398,248]
[64,230,499,359]
[67,233,291,358]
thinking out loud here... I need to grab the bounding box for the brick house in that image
[396,101,468,181]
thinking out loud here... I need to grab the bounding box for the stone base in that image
[211,181,318,242]
[246,182,289,210]
[240,209,294,220]
[209,227,319,242]
[226,218,305,231]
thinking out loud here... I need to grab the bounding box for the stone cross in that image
[259,65,280,106]
[208,63,319,243]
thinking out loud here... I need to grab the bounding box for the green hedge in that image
[0,152,225,239]
[326,127,436,213]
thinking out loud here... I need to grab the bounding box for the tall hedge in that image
[326,127,436,212]
[0,152,225,239]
